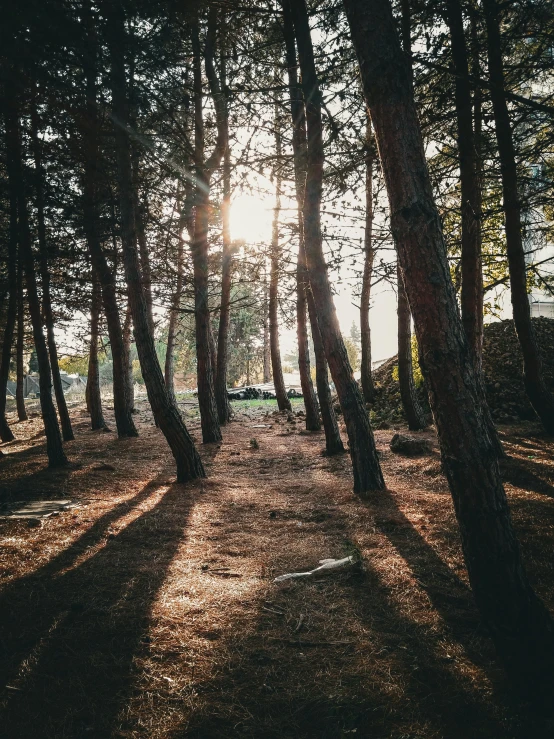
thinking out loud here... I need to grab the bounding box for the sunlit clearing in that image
[229,193,274,244]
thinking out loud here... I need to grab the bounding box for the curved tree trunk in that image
[397,265,426,429]
[291,0,384,494]
[344,0,554,692]
[269,113,292,414]
[0,134,18,442]
[360,113,376,404]
[107,0,205,482]
[87,269,106,430]
[5,88,66,467]
[15,254,27,422]
[81,0,137,439]
[482,0,554,434]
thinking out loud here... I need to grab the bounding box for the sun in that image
[229,193,275,244]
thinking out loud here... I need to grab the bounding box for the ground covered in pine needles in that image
[1,400,554,738]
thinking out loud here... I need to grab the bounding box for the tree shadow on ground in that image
[169,486,517,739]
[0,477,197,739]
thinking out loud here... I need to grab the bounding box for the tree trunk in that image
[122,300,135,412]
[30,93,74,442]
[87,268,106,430]
[5,88,67,467]
[282,4,320,430]
[297,245,321,430]
[263,269,271,383]
[344,0,554,693]
[80,0,137,438]
[107,0,205,482]
[15,252,27,422]
[397,0,426,431]
[190,11,222,443]
[0,124,18,442]
[306,287,345,455]
[215,32,233,426]
[482,0,554,434]
[360,113,376,404]
[165,205,186,403]
[269,107,292,414]
[397,265,426,429]
[291,0,384,494]
[444,0,484,366]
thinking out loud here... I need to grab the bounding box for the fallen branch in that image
[274,556,355,582]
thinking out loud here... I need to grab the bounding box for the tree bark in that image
[165,202,186,403]
[0,120,18,442]
[190,9,223,443]
[87,268,106,430]
[344,0,554,692]
[30,92,75,442]
[81,0,137,438]
[444,0,483,365]
[122,300,135,412]
[15,251,27,422]
[269,104,292,414]
[291,0,384,494]
[282,5,320,430]
[397,0,426,431]
[5,87,67,467]
[215,29,233,426]
[360,113,376,404]
[397,265,426,429]
[482,0,554,434]
[106,0,205,482]
[263,269,271,383]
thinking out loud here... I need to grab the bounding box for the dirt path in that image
[1,402,554,738]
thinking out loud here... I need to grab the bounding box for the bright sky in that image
[229,191,399,363]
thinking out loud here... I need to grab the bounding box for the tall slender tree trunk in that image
[81,0,137,438]
[444,0,483,364]
[191,11,222,443]
[0,124,18,442]
[306,287,345,455]
[482,0,554,434]
[297,244,321,429]
[106,0,204,481]
[165,204,186,402]
[397,265,426,429]
[122,300,135,412]
[269,106,292,413]
[87,268,106,430]
[344,0,554,692]
[215,28,233,425]
[447,0,504,455]
[291,0,384,494]
[15,252,27,422]
[30,92,74,442]
[397,0,426,431]
[282,7,320,430]
[5,87,66,467]
[360,113,376,404]
[263,267,271,383]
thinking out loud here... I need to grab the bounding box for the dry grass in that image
[0,403,554,738]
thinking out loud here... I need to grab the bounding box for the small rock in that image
[390,433,432,456]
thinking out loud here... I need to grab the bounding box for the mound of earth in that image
[370,317,554,425]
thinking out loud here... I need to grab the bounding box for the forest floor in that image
[1,399,554,738]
